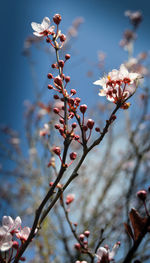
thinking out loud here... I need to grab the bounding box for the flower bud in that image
[53,146,61,156]
[53,94,59,99]
[84,230,90,237]
[80,104,87,114]
[48,84,53,90]
[70,152,77,160]
[51,63,57,69]
[59,118,64,124]
[79,234,85,241]
[54,77,63,87]
[58,60,64,68]
[53,14,62,25]
[20,257,26,262]
[74,243,81,250]
[137,190,147,201]
[47,73,53,79]
[65,54,71,60]
[75,97,81,105]
[95,127,100,132]
[60,34,66,42]
[70,89,76,95]
[87,119,94,129]
[55,124,60,129]
[53,108,60,114]
[49,182,54,186]
[65,76,70,83]
[66,194,75,205]
[72,122,77,129]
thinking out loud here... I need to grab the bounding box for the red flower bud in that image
[84,230,90,237]
[53,94,59,99]
[54,77,63,87]
[53,108,60,114]
[75,97,81,105]
[47,73,53,79]
[55,124,60,129]
[59,118,64,124]
[65,54,71,60]
[80,104,87,114]
[79,234,85,241]
[49,182,54,186]
[60,34,66,42]
[74,243,81,250]
[51,64,57,69]
[95,127,100,132]
[83,125,88,131]
[20,257,26,262]
[48,84,53,90]
[70,89,76,95]
[137,190,147,201]
[53,14,62,25]
[58,60,64,68]
[65,76,70,83]
[70,152,77,160]
[87,119,94,129]
[72,122,77,129]
[53,146,61,155]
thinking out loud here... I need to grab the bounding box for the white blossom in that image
[31,17,55,37]
[16,227,31,241]
[2,216,21,233]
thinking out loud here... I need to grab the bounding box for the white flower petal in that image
[31,22,43,33]
[33,32,44,37]
[96,247,108,259]
[2,216,14,229]
[41,17,50,30]
[98,89,106,96]
[14,217,22,229]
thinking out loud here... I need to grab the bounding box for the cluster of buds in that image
[0,216,31,261]
[66,193,75,205]
[94,64,141,108]
[74,230,90,251]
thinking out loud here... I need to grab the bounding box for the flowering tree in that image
[0,10,150,263]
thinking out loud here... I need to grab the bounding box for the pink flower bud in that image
[59,118,64,124]
[48,84,53,90]
[72,122,77,129]
[47,73,53,79]
[53,94,59,99]
[74,135,80,140]
[137,190,147,201]
[60,34,66,42]
[53,146,61,155]
[54,77,63,87]
[65,76,70,83]
[65,54,71,60]
[80,104,87,114]
[95,127,100,132]
[53,14,62,25]
[53,108,60,114]
[70,89,76,95]
[74,243,81,250]
[79,234,85,241]
[49,182,54,186]
[87,119,94,129]
[70,152,77,160]
[55,124,60,129]
[58,60,64,68]
[51,63,57,69]
[84,230,90,237]
[75,97,81,105]
[66,194,75,205]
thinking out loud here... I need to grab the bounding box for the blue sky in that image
[0,0,150,132]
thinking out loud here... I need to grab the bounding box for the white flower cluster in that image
[0,216,30,251]
[94,64,141,104]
